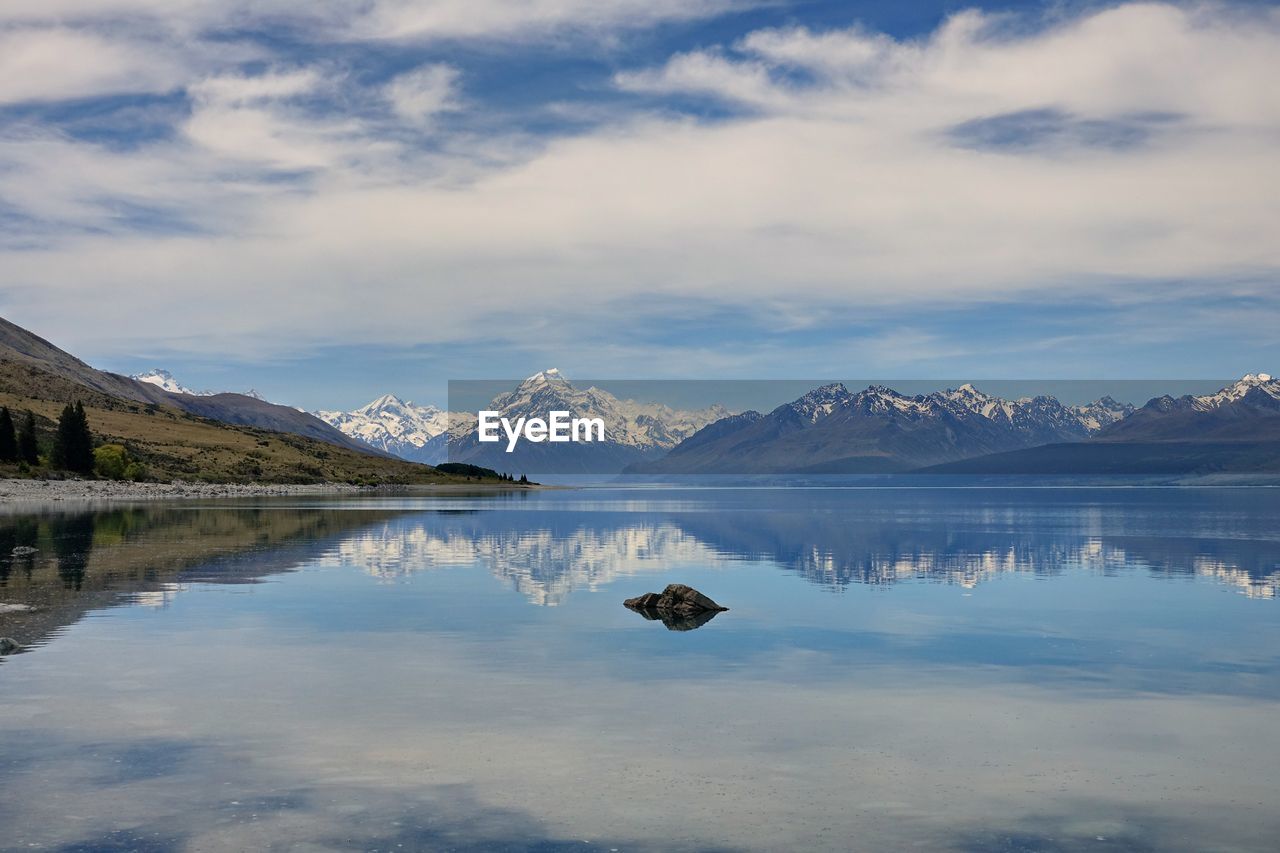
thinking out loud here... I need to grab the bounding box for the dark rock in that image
[624,584,728,631]
[0,637,25,655]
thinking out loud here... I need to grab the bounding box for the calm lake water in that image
[1,486,1278,852]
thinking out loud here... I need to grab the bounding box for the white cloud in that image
[0,0,744,43]
[349,0,743,41]
[384,64,460,123]
[188,69,325,107]
[0,27,186,105]
[0,3,1278,363]
[615,52,781,107]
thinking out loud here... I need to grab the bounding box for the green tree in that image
[53,402,94,474]
[17,411,39,465]
[0,407,15,462]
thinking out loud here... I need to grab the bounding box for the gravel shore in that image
[0,478,372,506]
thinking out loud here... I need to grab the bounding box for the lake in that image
[1,485,1278,851]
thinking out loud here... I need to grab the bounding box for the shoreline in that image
[0,478,540,507]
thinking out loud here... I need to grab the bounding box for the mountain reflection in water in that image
[0,487,1277,852]
[326,491,1280,603]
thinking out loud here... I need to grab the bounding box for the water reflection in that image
[330,516,718,604]
[4,490,1277,657]
[0,503,414,654]
[327,496,1280,604]
[625,604,723,631]
[0,488,1278,851]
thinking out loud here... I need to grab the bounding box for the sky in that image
[0,0,1278,411]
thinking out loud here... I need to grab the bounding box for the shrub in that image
[94,444,130,480]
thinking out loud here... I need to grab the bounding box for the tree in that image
[17,411,39,465]
[53,402,94,474]
[0,407,15,462]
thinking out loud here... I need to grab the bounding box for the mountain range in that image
[314,371,1280,476]
[635,382,1136,474]
[132,368,265,401]
[42,318,1277,479]
[315,395,453,465]
[448,369,731,474]
[923,373,1280,475]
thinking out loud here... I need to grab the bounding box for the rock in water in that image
[624,584,728,631]
[0,637,26,655]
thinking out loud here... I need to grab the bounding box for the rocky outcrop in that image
[0,637,25,655]
[624,584,728,631]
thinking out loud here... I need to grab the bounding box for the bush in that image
[94,444,130,480]
[92,447,146,481]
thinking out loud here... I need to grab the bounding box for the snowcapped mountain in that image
[1181,372,1278,411]
[1069,396,1135,432]
[132,369,210,396]
[314,394,453,464]
[928,374,1280,475]
[480,369,729,450]
[933,383,1134,441]
[131,368,270,401]
[450,370,731,473]
[641,381,1136,474]
[1099,372,1280,443]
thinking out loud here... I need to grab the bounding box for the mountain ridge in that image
[449,370,731,474]
[315,394,454,464]
[637,381,1135,474]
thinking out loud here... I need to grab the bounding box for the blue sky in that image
[0,0,1277,410]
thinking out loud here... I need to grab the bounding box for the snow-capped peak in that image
[132,369,209,396]
[938,383,1018,420]
[1191,372,1280,410]
[523,368,567,385]
[132,369,270,400]
[357,393,412,415]
[314,394,453,464]
[475,372,730,450]
[787,383,851,422]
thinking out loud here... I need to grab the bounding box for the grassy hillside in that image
[0,358,477,484]
[0,315,386,455]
